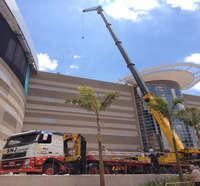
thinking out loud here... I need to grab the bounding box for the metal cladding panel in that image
[4,0,38,70]
[23,72,143,153]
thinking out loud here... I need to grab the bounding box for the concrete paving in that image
[0,174,174,186]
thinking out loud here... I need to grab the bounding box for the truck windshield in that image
[4,133,39,148]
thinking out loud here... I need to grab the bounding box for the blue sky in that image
[16,0,200,95]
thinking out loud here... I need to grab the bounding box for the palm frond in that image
[100,92,119,111]
[65,86,119,114]
[172,98,184,106]
[147,96,170,119]
[176,107,200,128]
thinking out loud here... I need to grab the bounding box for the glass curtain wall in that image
[134,80,194,151]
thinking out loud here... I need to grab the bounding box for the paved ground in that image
[0,174,174,186]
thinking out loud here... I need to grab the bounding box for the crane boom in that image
[83,6,148,96]
[83,6,184,150]
[150,108,184,150]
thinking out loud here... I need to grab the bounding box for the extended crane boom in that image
[83,6,148,96]
[83,5,185,151]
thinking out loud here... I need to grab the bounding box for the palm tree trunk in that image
[96,113,105,186]
[169,117,183,181]
[194,125,200,146]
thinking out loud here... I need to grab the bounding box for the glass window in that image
[5,133,39,148]
[24,64,30,95]
[64,139,75,156]
[5,38,16,63]
[0,14,29,88]
[13,45,26,73]
[38,133,52,144]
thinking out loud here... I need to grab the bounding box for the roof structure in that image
[0,0,38,71]
[123,62,200,90]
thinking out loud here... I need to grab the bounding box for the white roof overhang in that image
[123,62,200,90]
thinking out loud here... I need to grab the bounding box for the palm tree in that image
[176,107,200,145]
[66,86,119,186]
[146,96,184,180]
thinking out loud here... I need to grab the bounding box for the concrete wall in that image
[0,175,173,186]
[183,94,200,109]
[183,94,200,147]
[0,58,26,149]
[23,72,142,153]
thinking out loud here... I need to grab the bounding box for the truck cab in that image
[0,130,86,175]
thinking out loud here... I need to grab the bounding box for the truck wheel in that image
[42,163,59,175]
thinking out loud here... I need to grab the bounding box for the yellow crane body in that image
[149,108,185,150]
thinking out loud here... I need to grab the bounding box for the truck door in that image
[36,132,52,156]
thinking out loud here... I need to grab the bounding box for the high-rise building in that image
[147,80,193,149]
[125,63,200,151]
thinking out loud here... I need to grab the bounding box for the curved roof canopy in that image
[0,0,38,71]
[124,62,200,90]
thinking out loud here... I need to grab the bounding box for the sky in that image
[16,0,200,95]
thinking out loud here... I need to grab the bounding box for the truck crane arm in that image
[83,6,184,151]
[83,6,148,96]
[150,108,184,150]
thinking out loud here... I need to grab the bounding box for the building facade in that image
[183,94,200,147]
[23,72,142,153]
[125,63,200,151]
[133,87,163,152]
[146,80,193,149]
[0,0,37,149]
[184,94,200,109]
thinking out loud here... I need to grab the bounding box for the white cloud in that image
[37,53,58,71]
[69,64,79,69]
[73,55,81,59]
[192,82,200,91]
[99,0,160,21]
[184,53,200,64]
[166,0,200,11]
[97,0,200,22]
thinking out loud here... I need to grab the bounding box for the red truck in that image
[0,130,191,175]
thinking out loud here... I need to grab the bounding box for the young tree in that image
[147,96,184,180]
[176,107,200,145]
[66,86,119,186]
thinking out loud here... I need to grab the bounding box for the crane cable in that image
[81,12,85,39]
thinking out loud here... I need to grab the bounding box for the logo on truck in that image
[6,147,17,153]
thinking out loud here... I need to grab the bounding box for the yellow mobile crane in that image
[83,6,200,166]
